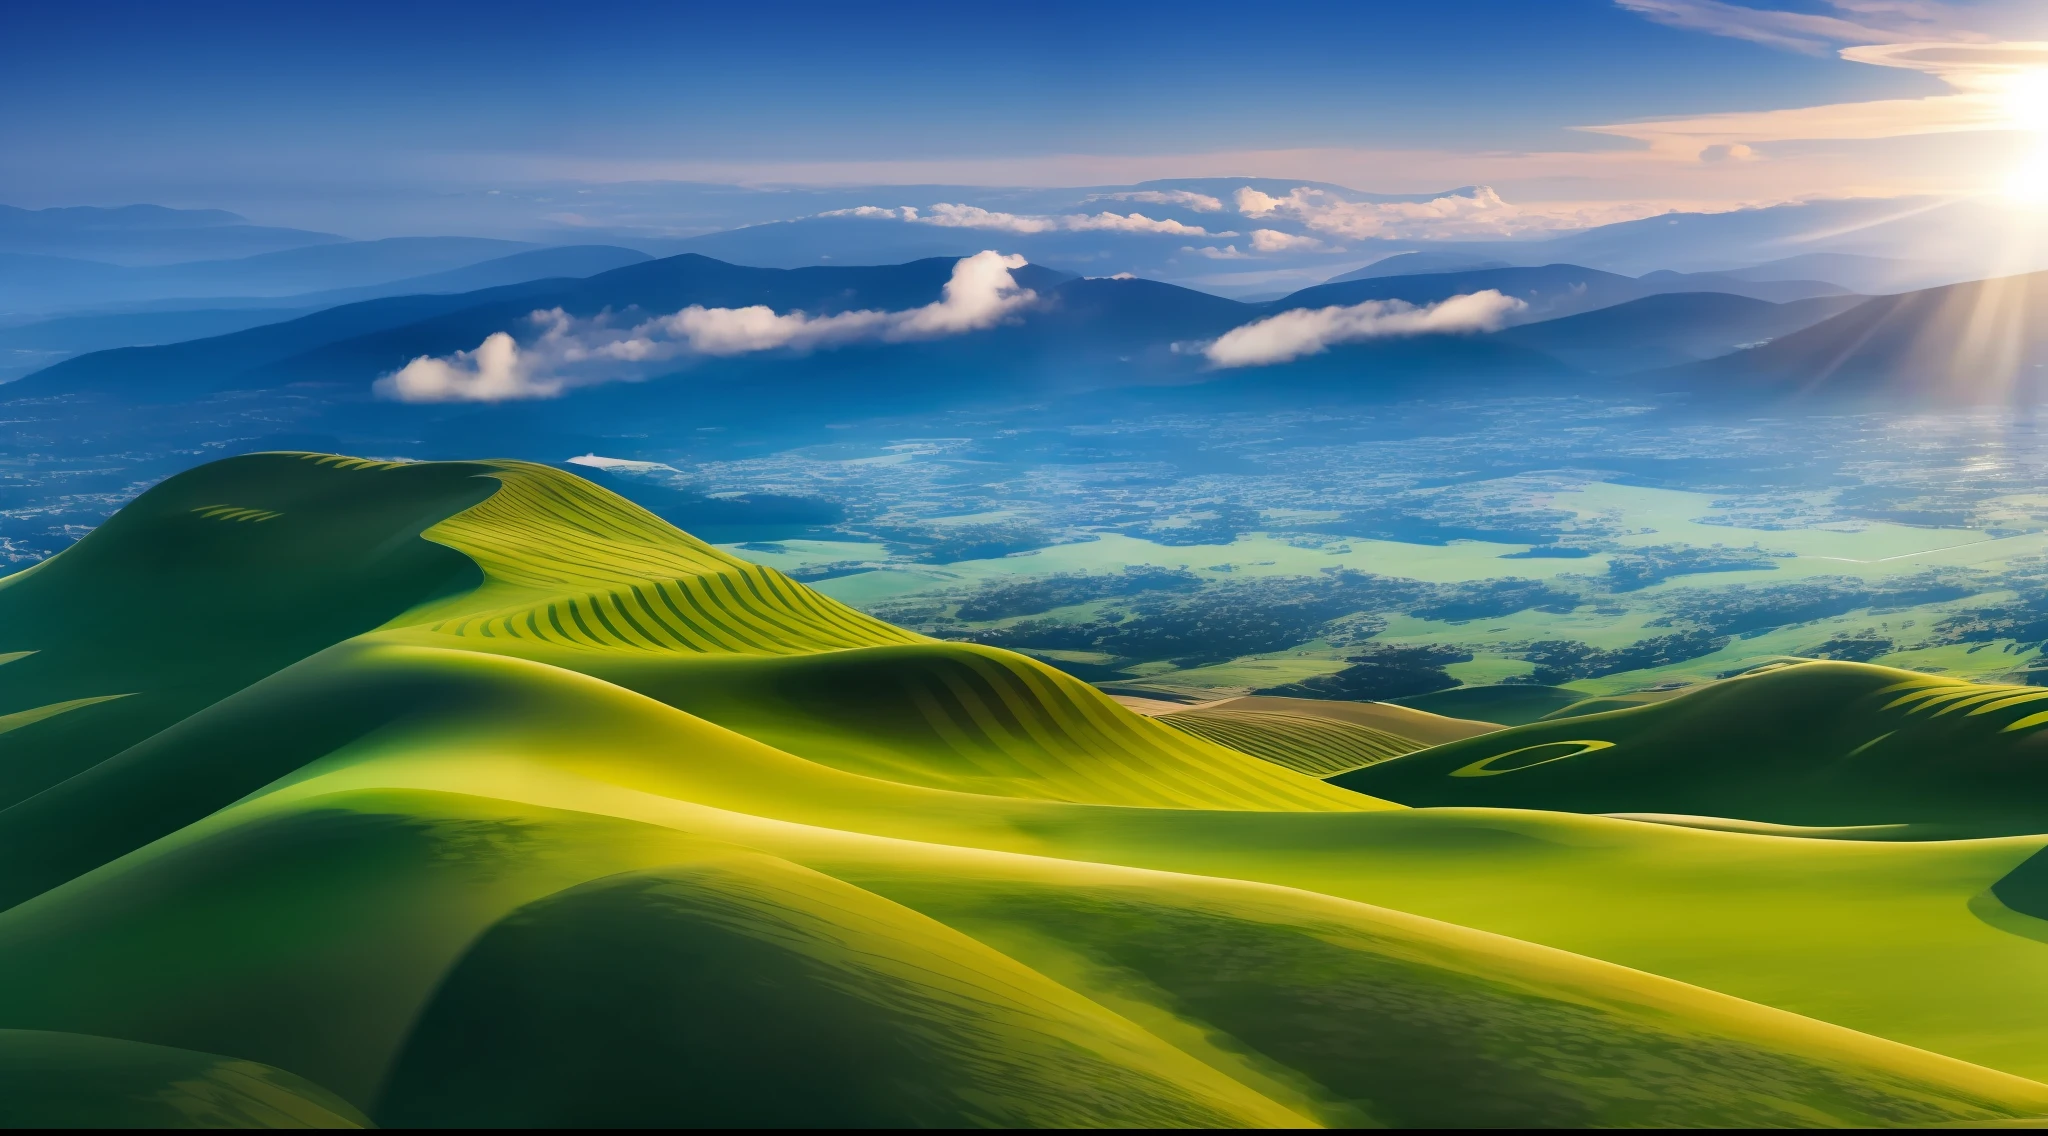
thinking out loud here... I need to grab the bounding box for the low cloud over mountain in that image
[380,251,1039,402]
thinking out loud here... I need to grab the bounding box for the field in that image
[725,472,2048,700]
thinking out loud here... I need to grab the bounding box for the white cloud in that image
[1203,290,1527,368]
[1065,210,1224,235]
[1084,189,1226,211]
[377,329,563,403]
[882,249,1038,336]
[1184,244,1250,259]
[821,202,1224,236]
[377,251,1036,403]
[916,203,1059,233]
[1234,184,1596,239]
[1249,228,1326,252]
[566,454,678,472]
[823,205,914,220]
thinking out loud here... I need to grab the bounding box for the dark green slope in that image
[0,1030,365,1128]
[0,454,494,812]
[1336,661,2048,833]
[1391,683,1583,725]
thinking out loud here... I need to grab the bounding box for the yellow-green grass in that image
[1214,694,1504,744]
[10,453,2048,1125]
[13,623,2048,1095]
[8,743,2047,1125]
[1157,705,1427,776]
[1127,651,1351,693]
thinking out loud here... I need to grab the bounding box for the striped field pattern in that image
[415,462,922,655]
[1158,706,1428,776]
[1875,675,2048,732]
[190,505,283,523]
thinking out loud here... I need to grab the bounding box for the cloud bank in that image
[1232,185,1591,239]
[377,250,1035,403]
[1249,228,1326,251]
[821,203,1231,237]
[820,185,1682,246]
[1084,189,1226,211]
[1203,290,1526,368]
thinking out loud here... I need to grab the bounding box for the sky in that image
[4,0,2047,234]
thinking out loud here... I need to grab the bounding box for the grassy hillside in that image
[7,453,2048,1125]
[1336,660,2048,833]
[1392,683,1582,724]
[1156,702,1429,775]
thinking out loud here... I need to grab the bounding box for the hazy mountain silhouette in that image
[13,253,1581,423]
[0,247,654,382]
[1494,291,1867,374]
[0,204,344,265]
[1662,270,2048,403]
[0,236,544,314]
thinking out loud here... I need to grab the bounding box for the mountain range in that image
[13,242,2048,458]
[0,246,654,383]
[7,254,1877,408]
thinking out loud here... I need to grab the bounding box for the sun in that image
[2007,70,2048,133]
[2006,148,2048,205]
[1999,71,2048,203]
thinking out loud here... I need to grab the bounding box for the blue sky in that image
[3,1,2045,229]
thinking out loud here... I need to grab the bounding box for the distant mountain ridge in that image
[1663,269,2048,402]
[0,236,559,315]
[1313,263,1849,317]
[1496,291,1867,374]
[11,252,1888,416]
[0,246,654,382]
[0,204,344,266]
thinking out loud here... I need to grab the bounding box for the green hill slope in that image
[7,453,2048,1126]
[0,454,495,811]
[1392,683,1583,724]
[1208,694,1504,744]
[1157,703,1428,775]
[1334,661,2048,833]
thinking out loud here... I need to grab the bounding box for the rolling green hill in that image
[1334,660,2048,834]
[7,453,2048,1126]
[1392,682,1584,724]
